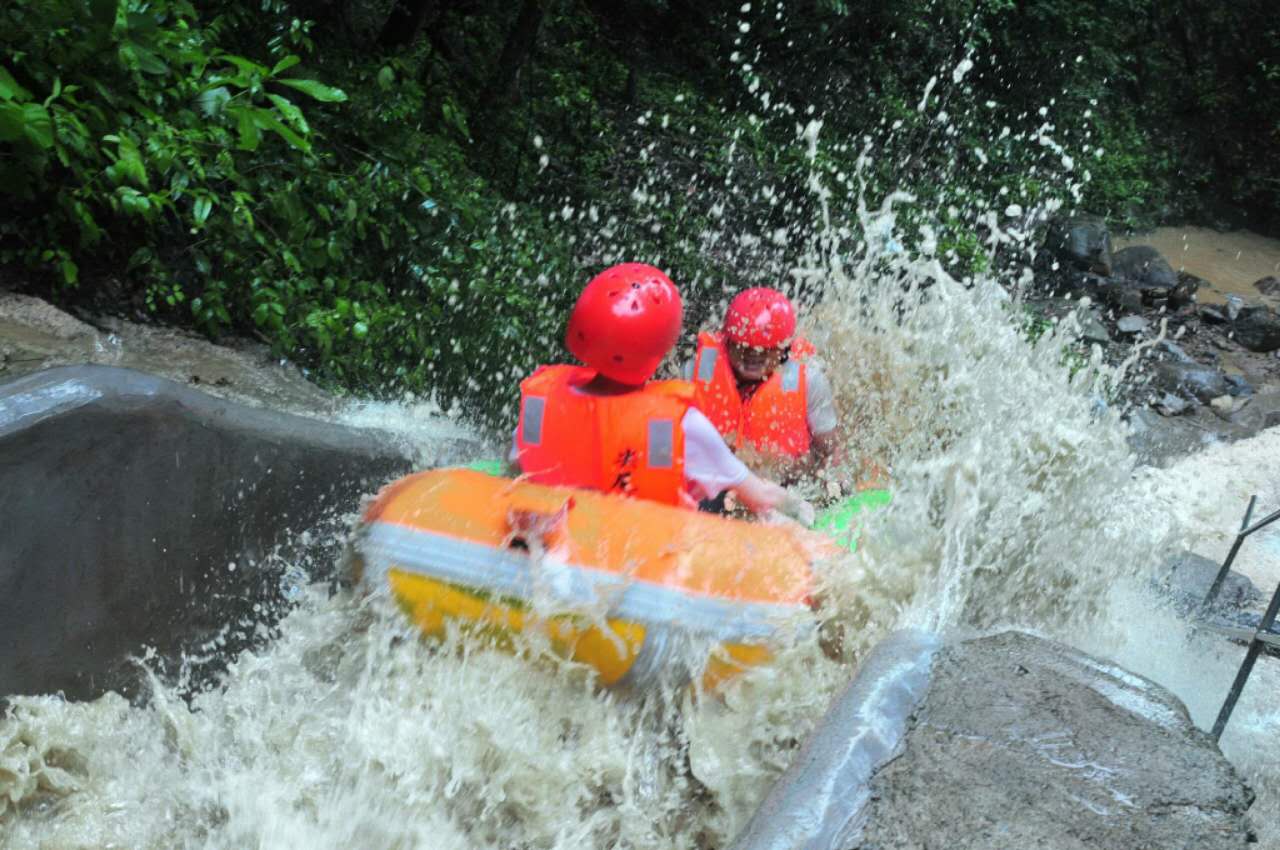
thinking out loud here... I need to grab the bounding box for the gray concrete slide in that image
[0,366,429,701]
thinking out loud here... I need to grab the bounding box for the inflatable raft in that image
[353,468,840,690]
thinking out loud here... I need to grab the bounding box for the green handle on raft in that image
[464,457,508,476]
[812,488,892,551]
[461,456,889,549]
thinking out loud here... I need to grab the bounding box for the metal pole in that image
[1202,496,1257,610]
[1212,578,1280,741]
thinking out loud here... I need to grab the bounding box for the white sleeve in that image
[805,361,839,435]
[682,407,749,501]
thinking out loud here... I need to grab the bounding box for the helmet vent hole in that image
[630,301,640,311]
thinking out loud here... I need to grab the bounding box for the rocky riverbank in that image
[1031,216,1280,467]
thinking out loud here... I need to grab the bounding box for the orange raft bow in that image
[354,468,839,691]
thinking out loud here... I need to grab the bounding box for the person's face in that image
[726,340,784,382]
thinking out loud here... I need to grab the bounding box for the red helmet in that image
[723,287,797,348]
[565,263,683,384]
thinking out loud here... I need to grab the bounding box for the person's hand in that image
[779,491,816,527]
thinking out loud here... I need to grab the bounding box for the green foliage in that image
[1,0,1277,428]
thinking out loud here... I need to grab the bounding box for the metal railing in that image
[1202,495,1280,740]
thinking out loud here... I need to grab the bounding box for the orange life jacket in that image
[691,331,814,459]
[515,365,694,506]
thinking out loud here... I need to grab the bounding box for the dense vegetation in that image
[2,0,1277,424]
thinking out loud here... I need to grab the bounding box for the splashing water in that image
[5,17,1280,850]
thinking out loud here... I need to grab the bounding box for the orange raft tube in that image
[354,468,839,690]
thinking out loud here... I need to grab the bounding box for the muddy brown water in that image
[1115,227,1280,305]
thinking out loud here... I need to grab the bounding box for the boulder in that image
[1079,313,1111,345]
[1157,340,1195,363]
[1160,550,1263,613]
[732,631,1255,850]
[1116,315,1149,335]
[1112,245,1179,297]
[1254,276,1280,297]
[1044,215,1112,275]
[1094,278,1144,312]
[1151,360,1229,403]
[1171,272,1205,308]
[1201,305,1229,324]
[0,366,449,701]
[1232,305,1280,352]
[1154,392,1190,416]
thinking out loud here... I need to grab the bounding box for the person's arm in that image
[731,471,816,525]
[682,407,815,524]
[804,363,843,473]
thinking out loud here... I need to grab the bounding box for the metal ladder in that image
[1200,495,1280,740]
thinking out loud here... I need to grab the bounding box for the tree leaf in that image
[126,11,159,34]
[193,196,213,225]
[116,134,149,187]
[0,66,32,102]
[267,93,308,134]
[271,55,301,76]
[222,55,268,79]
[0,104,24,142]
[275,78,347,103]
[20,104,53,148]
[130,44,169,75]
[251,106,310,152]
[60,257,79,286]
[377,66,395,91]
[229,106,261,151]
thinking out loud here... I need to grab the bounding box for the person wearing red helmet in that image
[513,264,813,523]
[684,287,842,474]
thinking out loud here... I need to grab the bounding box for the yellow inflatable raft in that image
[354,468,838,690]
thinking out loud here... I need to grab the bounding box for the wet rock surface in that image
[1159,550,1264,613]
[851,631,1256,849]
[0,291,337,415]
[0,366,441,701]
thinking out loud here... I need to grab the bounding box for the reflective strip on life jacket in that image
[521,395,546,445]
[691,332,813,459]
[515,365,693,505]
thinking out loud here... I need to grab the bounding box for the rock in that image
[1255,275,1280,297]
[1224,373,1254,396]
[1232,305,1280,352]
[1112,245,1179,296]
[1171,272,1205,308]
[738,631,1257,850]
[1210,394,1236,415]
[1222,389,1280,433]
[1116,315,1149,334]
[1161,550,1263,612]
[1094,278,1144,312]
[1157,339,1195,362]
[1079,313,1111,345]
[1226,294,1245,322]
[1155,392,1190,416]
[0,366,444,701]
[1200,305,1228,324]
[0,293,97,340]
[1044,215,1112,275]
[1151,360,1229,403]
